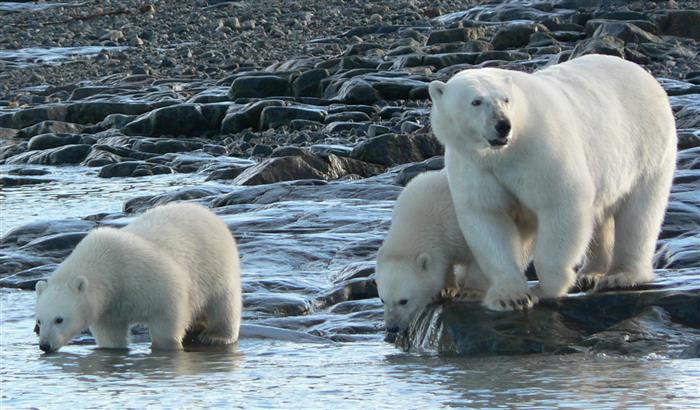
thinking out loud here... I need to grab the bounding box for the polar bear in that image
[375,170,536,332]
[428,54,676,311]
[34,202,242,352]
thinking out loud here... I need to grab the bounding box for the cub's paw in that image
[576,272,604,292]
[594,270,655,292]
[482,283,537,311]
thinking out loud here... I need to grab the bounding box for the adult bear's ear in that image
[72,276,88,293]
[36,281,47,297]
[429,81,446,103]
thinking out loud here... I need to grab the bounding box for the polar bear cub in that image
[376,170,535,333]
[35,202,242,352]
[429,54,676,311]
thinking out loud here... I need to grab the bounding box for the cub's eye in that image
[55,317,63,324]
[504,97,510,103]
[471,99,482,106]
[399,299,408,306]
[380,298,385,304]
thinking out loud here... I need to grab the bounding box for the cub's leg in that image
[91,320,129,349]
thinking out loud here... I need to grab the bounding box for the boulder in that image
[351,133,443,166]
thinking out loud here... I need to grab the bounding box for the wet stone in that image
[0,176,55,187]
[316,277,379,309]
[426,27,485,45]
[98,161,175,178]
[492,24,544,50]
[259,106,326,130]
[27,133,96,151]
[351,133,443,167]
[228,75,290,99]
[17,121,84,139]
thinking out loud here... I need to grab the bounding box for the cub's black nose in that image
[495,119,511,138]
[40,343,51,353]
[386,326,399,333]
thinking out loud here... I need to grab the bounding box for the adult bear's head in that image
[429,69,516,151]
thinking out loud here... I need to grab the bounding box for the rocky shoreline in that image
[1,0,699,356]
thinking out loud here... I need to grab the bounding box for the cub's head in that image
[375,248,448,335]
[429,70,515,150]
[35,277,90,353]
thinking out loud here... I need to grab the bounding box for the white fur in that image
[376,170,522,333]
[429,54,676,311]
[35,203,242,352]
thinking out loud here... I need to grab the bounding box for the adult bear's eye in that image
[55,317,63,324]
[471,99,482,106]
[380,298,385,304]
[504,97,510,103]
[399,299,408,305]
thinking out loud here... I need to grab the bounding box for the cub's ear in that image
[35,281,47,297]
[72,276,88,293]
[417,253,431,272]
[428,81,446,103]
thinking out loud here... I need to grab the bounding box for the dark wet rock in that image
[27,133,95,151]
[329,78,380,105]
[292,69,330,98]
[475,50,531,64]
[330,262,375,284]
[244,293,312,317]
[0,264,57,290]
[0,253,56,279]
[259,106,326,130]
[19,232,88,259]
[310,144,353,158]
[324,111,371,124]
[220,100,284,133]
[396,269,700,356]
[654,235,700,269]
[271,146,306,158]
[395,156,445,186]
[5,144,92,165]
[123,104,212,137]
[205,164,253,181]
[98,161,174,178]
[251,144,274,157]
[124,187,227,214]
[211,179,401,207]
[351,133,442,167]
[324,121,369,134]
[656,10,700,41]
[64,101,179,126]
[426,27,485,45]
[17,121,84,139]
[0,176,55,187]
[591,21,661,45]
[316,277,378,309]
[1,219,96,248]
[677,130,700,150]
[131,139,205,155]
[328,299,383,315]
[7,168,50,176]
[570,36,624,59]
[0,127,18,138]
[228,75,290,99]
[233,151,384,185]
[492,24,545,50]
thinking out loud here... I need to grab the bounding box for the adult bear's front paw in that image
[482,282,537,311]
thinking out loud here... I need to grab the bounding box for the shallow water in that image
[0,46,127,69]
[1,167,699,408]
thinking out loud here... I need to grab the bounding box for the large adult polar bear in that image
[35,203,242,352]
[428,54,676,311]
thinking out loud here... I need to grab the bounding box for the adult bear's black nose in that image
[495,119,511,138]
[40,343,51,353]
